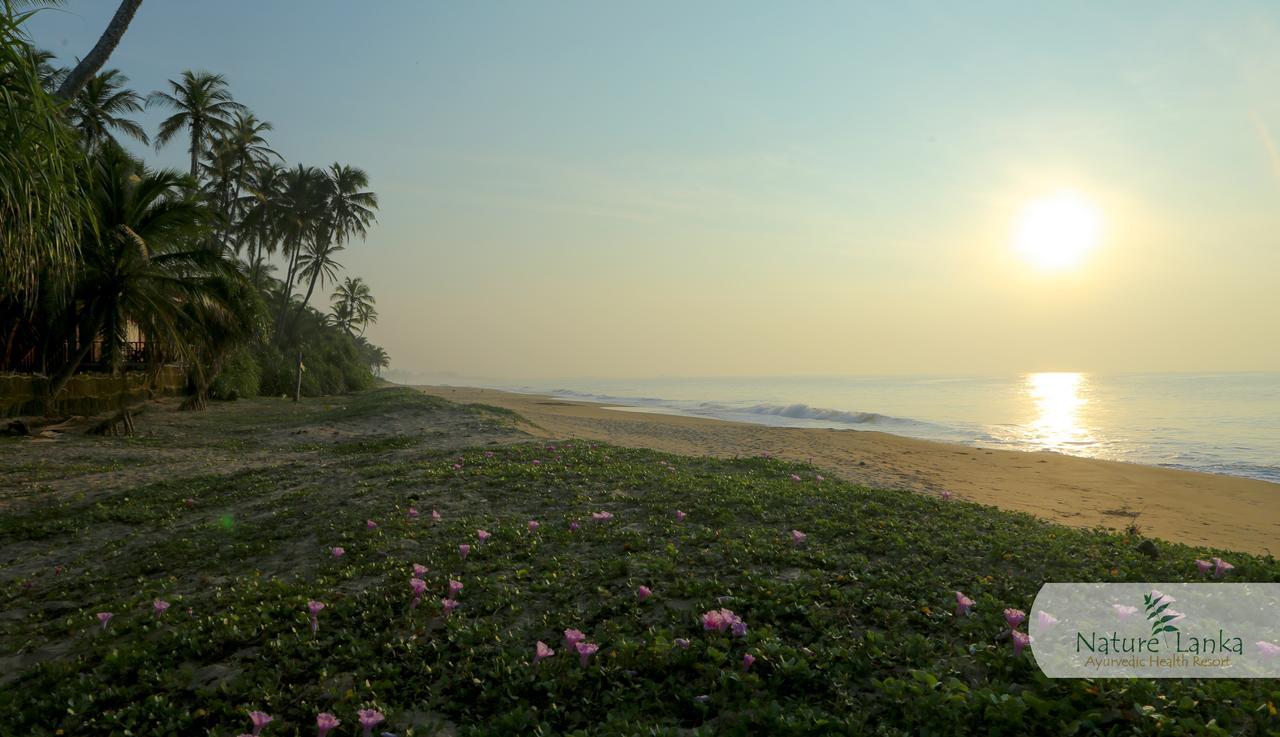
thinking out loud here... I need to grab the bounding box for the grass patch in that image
[0,407,1277,735]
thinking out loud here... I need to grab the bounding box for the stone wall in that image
[0,367,187,418]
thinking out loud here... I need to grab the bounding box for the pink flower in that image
[153,599,170,617]
[408,507,419,519]
[742,653,756,671]
[674,637,691,649]
[331,547,344,559]
[1165,609,1186,625]
[1256,641,1280,658]
[452,463,462,471]
[791,530,806,545]
[459,544,470,560]
[484,451,494,457]
[410,578,426,609]
[477,529,491,543]
[532,459,541,466]
[591,511,613,521]
[790,474,802,482]
[528,520,540,532]
[1011,630,1032,655]
[248,710,273,735]
[412,564,428,578]
[96,612,113,629]
[1212,557,1234,578]
[535,640,555,663]
[576,640,599,666]
[954,591,974,617]
[563,628,585,649]
[1113,604,1139,619]
[1035,610,1059,629]
[308,600,325,633]
[441,598,459,615]
[357,709,384,737]
[432,510,442,522]
[1195,559,1213,575]
[637,585,652,601]
[702,608,743,634]
[569,521,580,531]
[816,474,825,482]
[1003,608,1026,629]
[675,510,686,522]
[366,519,377,530]
[183,497,195,508]
[940,491,953,501]
[316,712,341,737]
[448,579,463,597]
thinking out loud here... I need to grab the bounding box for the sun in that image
[1012,190,1103,270]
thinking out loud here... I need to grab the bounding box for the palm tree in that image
[330,276,376,335]
[294,239,344,314]
[352,336,389,377]
[277,164,376,399]
[207,111,278,251]
[237,161,286,286]
[54,0,143,101]
[31,47,65,90]
[44,142,239,400]
[147,70,243,179]
[324,163,379,246]
[179,271,263,411]
[0,11,89,310]
[329,299,354,334]
[272,164,327,330]
[370,345,390,376]
[68,68,148,149]
[287,163,377,329]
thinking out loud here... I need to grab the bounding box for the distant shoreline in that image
[416,384,1280,556]
[424,374,1280,486]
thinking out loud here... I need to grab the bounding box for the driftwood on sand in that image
[87,406,144,436]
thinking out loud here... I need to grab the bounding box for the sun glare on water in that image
[1012,191,1103,271]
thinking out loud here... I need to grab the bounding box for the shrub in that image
[208,348,260,401]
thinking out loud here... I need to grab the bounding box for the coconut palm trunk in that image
[293,348,303,402]
[274,235,303,334]
[188,119,201,179]
[55,0,144,101]
[44,311,108,409]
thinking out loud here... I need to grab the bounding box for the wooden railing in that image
[10,340,157,374]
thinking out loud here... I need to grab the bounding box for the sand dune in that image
[418,385,1280,556]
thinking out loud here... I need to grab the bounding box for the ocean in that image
[490,373,1280,484]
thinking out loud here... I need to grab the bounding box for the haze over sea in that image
[463,373,1280,484]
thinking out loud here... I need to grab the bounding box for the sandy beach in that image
[418,385,1280,556]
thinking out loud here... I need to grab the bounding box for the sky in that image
[27,1,1280,380]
